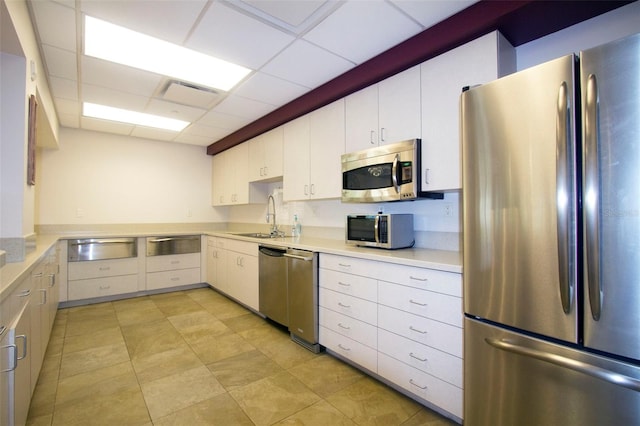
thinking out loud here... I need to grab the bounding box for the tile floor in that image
[26,287,458,425]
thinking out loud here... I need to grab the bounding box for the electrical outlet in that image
[76,208,84,218]
[444,203,453,217]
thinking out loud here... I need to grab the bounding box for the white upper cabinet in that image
[345,65,421,153]
[284,99,345,201]
[421,31,515,191]
[248,127,283,182]
[212,143,266,206]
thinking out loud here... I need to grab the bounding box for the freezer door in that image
[581,33,640,361]
[465,318,640,426]
[461,55,579,342]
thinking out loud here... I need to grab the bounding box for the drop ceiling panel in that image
[42,44,77,80]
[81,56,163,98]
[234,71,308,106]
[303,1,424,64]
[80,116,134,135]
[80,0,208,45]
[145,99,206,123]
[213,94,278,121]
[186,2,295,70]
[48,76,78,101]
[240,0,328,27]
[81,84,150,111]
[131,126,177,142]
[391,0,477,28]
[196,110,251,129]
[261,39,356,88]
[30,1,76,51]
[173,132,213,146]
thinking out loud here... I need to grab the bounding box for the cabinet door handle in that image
[304,185,309,195]
[380,127,386,142]
[409,352,427,362]
[310,184,315,195]
[370,130,376,144]
[338,344,351,352]
[48,274,56,287]
[0,344,17,372]
[40,288,47,304]
[425,168,430,185]
[16,335,27,360]
[409,299,427,307]
[409,325,427,334]
[18,289,31,298]
[409,379,428,390]
[264,166,268,176]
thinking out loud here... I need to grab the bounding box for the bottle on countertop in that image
[292,214,301,238]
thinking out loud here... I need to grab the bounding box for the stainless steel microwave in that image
[341,139,428,203]
[345,213,414,249]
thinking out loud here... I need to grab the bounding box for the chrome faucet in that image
[266,195,283,237]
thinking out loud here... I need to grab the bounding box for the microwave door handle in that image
[391,154,400,193]
[374,215,381,244]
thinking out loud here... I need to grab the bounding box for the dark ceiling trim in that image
[207,0,633,155]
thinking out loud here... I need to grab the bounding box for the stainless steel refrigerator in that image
[461,33,640,425]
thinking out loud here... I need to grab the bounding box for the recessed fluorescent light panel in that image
[83,102,189,132]
[84,15,251,91]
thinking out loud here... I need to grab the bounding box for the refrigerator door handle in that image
[584,73,602,320]
[556,81,573,314]
[486,338,640,392]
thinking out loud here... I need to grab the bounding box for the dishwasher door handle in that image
[284,252,314,261]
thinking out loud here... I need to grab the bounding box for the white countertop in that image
[1,230,461,304]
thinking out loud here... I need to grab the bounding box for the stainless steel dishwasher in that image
[259,246,320,353]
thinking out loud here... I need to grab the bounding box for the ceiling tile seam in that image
[384,0,427,31]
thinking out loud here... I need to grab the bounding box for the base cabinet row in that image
[1,244,60,426]
[319,253,463,421]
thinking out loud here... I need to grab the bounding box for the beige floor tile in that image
[59,341,130,379]
[207,349,284,390]
[274,400,357,426]
[26,413,52,426]
[64,313,120,337]
[27,376,58,419]
[52,385,150,426]
[222,312,270,333]
[151,292,206,317]
[55,361,137,407]
[237,320,289,347]
[200,297,252,320]
[184,287,228,304]
[153,393,254,426]
[111,295,155,312]
[132,345,204,384]
[62,326,124,354]
[288,354,365,398]
[116,304,166,326]
[167,310,232,343]
[400,408,458,426]
[121,318,186,359]
[140,365,226,420]
[258,337,319,369]
[189,332,256,364]
[229,370,321,426]
[325,377,422,425]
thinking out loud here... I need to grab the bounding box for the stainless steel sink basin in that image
[233,232,283,239]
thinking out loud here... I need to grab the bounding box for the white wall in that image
[37,128,227,225]
[516,1,639,70]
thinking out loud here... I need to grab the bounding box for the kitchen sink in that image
[232,232,288,239]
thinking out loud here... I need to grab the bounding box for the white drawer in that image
[225,239,258,256]
[146,267,201,290]
[319,326,377,373]
[378,328,462,388]
[378,281,462,327]
[378,352,462,419]
[146,253,200,273]
[319,268,377,302]
[378,305,462,357]
[319,306,377,349]
[319,288,377,325]
[68,257,138,280]
[377,264,461,297]
[68,274,138,300]
[319,254,380,278]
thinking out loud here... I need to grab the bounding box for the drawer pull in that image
[338,323,351,330]
[409,379,428,390]
[171,260,180,264]
[337,281,351,287]
[409,325,428,334]
[409,352,428,362]
[99,285,111,290]
[409,299,427,307]
[338,344,351,351]
[409,276,428,282]
[99,266,111,271]
[18,290,31,298]
[171,277,180,281]
[338,263,351,268]
[338,302,351,308]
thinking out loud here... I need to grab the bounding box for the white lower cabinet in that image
[146,253,201,291]
[319,253,463,420]
[206,238,258,311]
[68,257,139,301]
